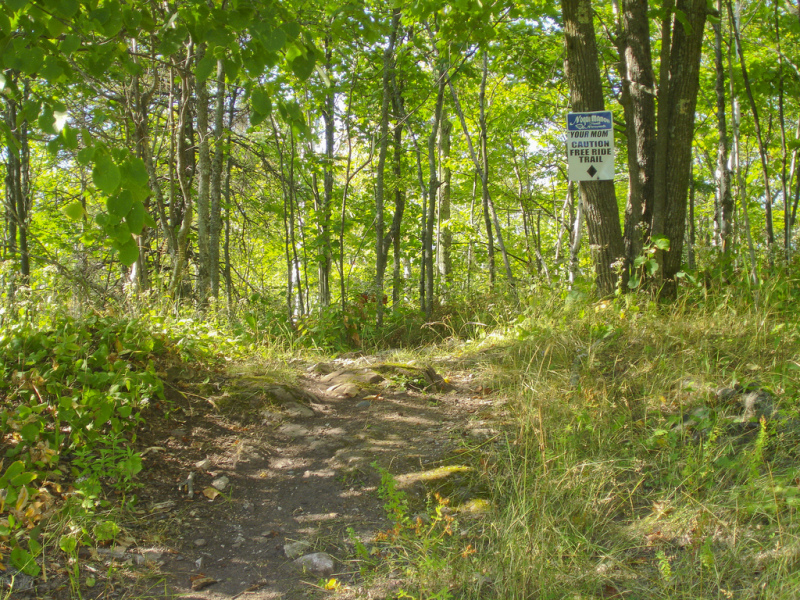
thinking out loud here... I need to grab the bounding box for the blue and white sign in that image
[567,110,615,181]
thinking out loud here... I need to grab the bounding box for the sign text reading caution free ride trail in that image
[567,111,615,182]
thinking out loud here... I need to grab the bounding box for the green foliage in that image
[355,465,473,599]
[0,296,241,575]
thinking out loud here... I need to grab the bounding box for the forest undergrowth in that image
[1,271,800,599]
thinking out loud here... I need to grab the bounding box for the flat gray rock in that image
[284,402,316,418]
[293,552,335,577]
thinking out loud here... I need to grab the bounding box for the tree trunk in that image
[375,9,400,327]
[658,0,708,295]
[209,59,226,299]
[195,43,211,302]
[714,0,734,255]
[561,0,625,295]
[390,75,406,306]
[621,0,656,266]
[728,0,774,256]
[425,68,446,320]
[437,115,452,298]
[320,35,335,308]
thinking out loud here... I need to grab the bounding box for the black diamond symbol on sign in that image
[587,165,597,178]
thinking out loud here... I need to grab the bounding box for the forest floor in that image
[38,351,504,600]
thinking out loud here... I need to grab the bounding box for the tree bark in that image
[209,59,226,299]
[375,9,400,327]
[437,115,452,298]
[319,35,335,308]
[561,0,625,295]
[728,0,774,256]
[195,43,211,302]
[714,0,734,255]
[659,0,708,295]
[621,0,656,265]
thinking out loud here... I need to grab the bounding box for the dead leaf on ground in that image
[202,487,221,500]
[190,574,218,591]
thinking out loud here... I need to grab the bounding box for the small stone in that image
[151,500,177,512]
[194,539,207,547]
[195,557,205,569]
[284,540,311,559]
[242,500,254,512]
[195,458,212,470]
[96,547,127,559]
[191,576,218,591]
[293,552,335,577]
[355,401,371,409]
[467,428,496,439]
[741,390,775,420]
[284,402,316,418]
[170,428,187,438]
[211,476,229,491]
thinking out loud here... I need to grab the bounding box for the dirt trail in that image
[121,354,499,600]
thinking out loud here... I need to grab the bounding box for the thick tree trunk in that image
[659,0,708,294]
[169,50,195,298]
[561,0,625,295]
[621,0,656,266]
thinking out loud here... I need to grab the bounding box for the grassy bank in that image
[361,279,800,599]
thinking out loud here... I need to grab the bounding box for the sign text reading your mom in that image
[567,111,614,182]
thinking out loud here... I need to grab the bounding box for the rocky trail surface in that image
[79,354,503,600]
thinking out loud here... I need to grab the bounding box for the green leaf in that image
[195,52,216,82]
[10,471,37,487]
[115,238,139,266]
[20,46,45,75]
[627,275,640,289]
[5,0,29,12]
[11,546,41,577]
[291,51,316,81]
[674,9,692,34]
[653,236,670,251]
[59,535,78,554]
[143,211,157,229]
[646,259,659,276]
[250,86,272,116]
[77,146,96,166]
[62,125,78,150]
[63,201,86,221]
[93,154,122,194]
[125,201,146,235]
[107,190,134,218]
[0,72,6,92]
[58,34,81,56]
[262,28,286,52]
[281,21,300,40]
[54,0,79,18]
[20,422,40,443]
[119,156,149,188]
[0,461,26,486]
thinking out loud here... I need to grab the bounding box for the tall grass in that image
[473,279,800,599]
[358,277,800,599]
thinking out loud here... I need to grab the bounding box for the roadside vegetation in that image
[2,269,799,598]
